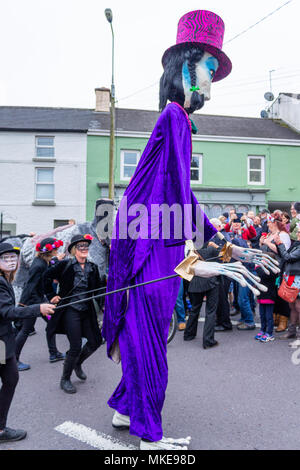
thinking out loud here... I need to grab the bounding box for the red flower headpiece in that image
[54,240,64,248]
[83,234,93,241]
[36,238,64,252]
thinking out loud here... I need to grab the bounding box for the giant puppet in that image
[102,11,279,450]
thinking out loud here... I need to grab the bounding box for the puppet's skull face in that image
[182,52,219,113]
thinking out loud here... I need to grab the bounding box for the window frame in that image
[35,167,55,201]
[190,153,203,184]
[120,150,141,181]
[247,155,265,186]
[35,136,55,159]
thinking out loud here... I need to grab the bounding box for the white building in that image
[267,93,300,133]
[0,107,88,235]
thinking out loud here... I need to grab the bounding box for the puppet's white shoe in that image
[140,436,190,450]
[161,435,191,446]
[112,411,130,429]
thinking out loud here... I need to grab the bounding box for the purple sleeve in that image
[190,191,217,246]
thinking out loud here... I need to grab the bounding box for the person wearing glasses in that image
[0,242,54,443]
[44,234,104,394]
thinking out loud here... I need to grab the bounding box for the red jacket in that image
[224,223,257,240]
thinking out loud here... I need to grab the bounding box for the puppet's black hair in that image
[159,45,204,112]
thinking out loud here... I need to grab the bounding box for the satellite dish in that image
[264,92,274,102]
[260,110,269,119]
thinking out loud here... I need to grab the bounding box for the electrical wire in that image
[224,0,293,45]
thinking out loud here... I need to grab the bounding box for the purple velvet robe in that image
[102,102,216,441]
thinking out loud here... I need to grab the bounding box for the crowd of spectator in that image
[175,202,300,348]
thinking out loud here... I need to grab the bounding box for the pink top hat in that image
[162,10,232,82]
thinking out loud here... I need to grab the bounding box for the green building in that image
[87,99,300,220]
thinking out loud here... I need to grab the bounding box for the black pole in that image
[54,273,179,311]
[56,285,107,303]
[0,212,3,240]
[53,253,223,310]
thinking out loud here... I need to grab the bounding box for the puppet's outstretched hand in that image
[229,245,280,275]
[216,233,280,275]
[191,260,268,297]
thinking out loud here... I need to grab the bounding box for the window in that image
[35,168,55,200]
[0,224,16,238]
[191,154,203,183]
[53,219,69,229]
[248,156,265,185]
[35,136,55,158]
[120,150,140,181]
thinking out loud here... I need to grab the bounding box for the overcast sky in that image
[0,0,299,117]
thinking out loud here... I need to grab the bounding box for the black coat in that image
[19,256,48,305]
[261,219,268,234]
[256,267,277,302]
[277,241,300,276]
[188,246,220,294]
[0,276,40,360]
[44,259,104,347]
[250,225,263,250]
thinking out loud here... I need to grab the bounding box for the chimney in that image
[95,87,110,112]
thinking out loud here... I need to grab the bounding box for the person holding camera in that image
[224,213,257,241]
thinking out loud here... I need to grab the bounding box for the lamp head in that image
[105,8,113,23]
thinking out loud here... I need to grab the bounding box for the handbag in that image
[278,275,299,303]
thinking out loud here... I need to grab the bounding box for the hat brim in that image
[162,42,232,82]
[68,238,92,253]
[0,247,21,256]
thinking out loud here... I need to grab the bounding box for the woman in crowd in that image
[15,238,65,371]
[0,242,54,443]
[260,213,291,333]
[282,212,291,233]
[290,202,300,244]
[45,234,104,394]
[274,225,300,344]
[250,215,263,250]
[218,215,227,229]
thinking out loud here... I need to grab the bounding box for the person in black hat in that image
[15,237,65,371]
[44,234,105,394]
[0,242,55,444]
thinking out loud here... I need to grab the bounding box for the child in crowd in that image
[254,252,278,342]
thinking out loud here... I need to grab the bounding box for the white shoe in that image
[140,436,191,451]
[289,339,300,348]
[112,411,130,429]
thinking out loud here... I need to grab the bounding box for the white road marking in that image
[55,421,138,450]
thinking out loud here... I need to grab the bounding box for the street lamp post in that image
[105,8,115,201]
[269,69,275,119]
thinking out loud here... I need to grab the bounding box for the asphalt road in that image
[1,309,300,451]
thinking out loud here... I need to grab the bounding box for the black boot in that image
[60,355,77,394]
[74,344,94,381]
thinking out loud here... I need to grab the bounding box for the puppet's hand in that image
[230,245,280,275]
[191,260,268,297]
